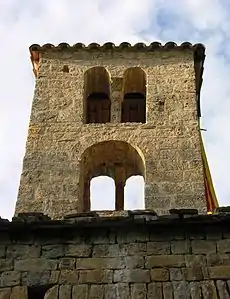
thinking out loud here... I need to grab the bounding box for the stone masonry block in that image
[151,268,169,281]
[147,242,170,255]
[0,272,20,287]
[59,270,78,284]
[104,284,130,299]
[6,245,41,259]
[10,286,27,299]
[173,281,191,299]
[201,281,218,299]
[59,285,72,299]
[191,240,216,254]
[92,244,120,257]
[146,255,185,268]
[0,260,13,272]
[148,282,162,298]
[171,240,190,254]
[216,280,230,299]
[131,283,147,299]
[78,270,113,284]
[114,269,150,283]
[209,266,230,280]
[72,285,89,299]
[163,282,173,299]
[189,282,202,299]
[59,258,76,269]
[44,286,59,299]
[0,288,11,299]
[14,258,57,271]
[89,285,104,299]
[217,240,230,254]
[207,254,230,267]
[65,244,92,257]
[76,257,125,270]
[42,245,65,258]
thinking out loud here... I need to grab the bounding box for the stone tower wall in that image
[0,211,230,298]
[15,48,206,219]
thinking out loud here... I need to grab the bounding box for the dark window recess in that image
[122,93,146,123]
[28,286,51,299]
[87,92,110,123]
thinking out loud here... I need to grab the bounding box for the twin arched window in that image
[84,67,146,124]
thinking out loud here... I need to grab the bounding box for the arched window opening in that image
[90,176,115,210]
[124,175,145,210]
[122,67,146,123]
[80,141,145,212]
[84,67,111,124]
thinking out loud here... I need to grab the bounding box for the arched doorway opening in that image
[84,67,111,123]
[79,140,145,212]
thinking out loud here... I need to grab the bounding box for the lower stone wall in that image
[0,211,230,298]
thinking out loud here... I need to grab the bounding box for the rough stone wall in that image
[1,212,230,298]
[15,49,206,218]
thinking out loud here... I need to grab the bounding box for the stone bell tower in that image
[15,42,207,219]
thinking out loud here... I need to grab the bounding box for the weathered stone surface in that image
[92,244,120,257]
[217,240,230,254]
[171,240,190,254]
[131,283,147,299]
[182,267,203,281]
[44,286,59,299]
[122,243,147,256]
[147,242,170,255]
[59,258,75,269]
[0,271,20,287]
[191,240,216,254]
[59,270,78,284]
[42,245,65,258]
[201,281,218,299]
[79,270,113,283]
[7,245,40,259]
[89,285,104,299]
[59,285,72,299]
[163,282,173,299]
[66,244,92,257]
[76,257,125,269]
[150,268,169,281]
[124,256,144,268]
[146,255,185,268]
[72,285,88,299]
[216,280,230,299]
[0,259,13,271]
[10,286,27,299]
[169,268,183,281]
[114,269,150,283]
[148,282,162,298]
[15,48,206,218]
[14,258,57,271]
[209,266,230,279]
[22,271,59,286]
[185,254,206,267]
[173,281,190,299]
[190,282,202,299]
[207,254,230,266]
[104,283,129,299]
[0,288,11,299]
[0,247,5,258]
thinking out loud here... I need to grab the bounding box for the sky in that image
[0,0,230,220]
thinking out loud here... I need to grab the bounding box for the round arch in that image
[79,140,145,212]
[122,67,147,123]
[84,66,111,124]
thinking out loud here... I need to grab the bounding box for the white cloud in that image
[0,0,230,219]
